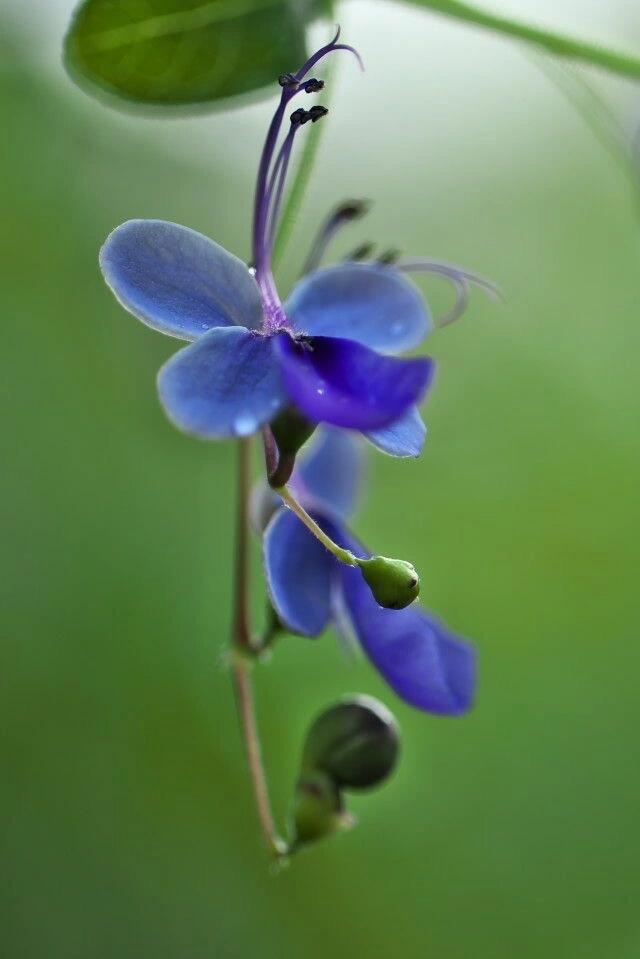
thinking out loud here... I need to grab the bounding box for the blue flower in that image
[99,32,495,458]
[257,429,476,715]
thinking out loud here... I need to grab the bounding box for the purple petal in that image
[286,263,430,353]
[100,220,263,340]
[294,428,366,520]
[364,406,427,458]
[275,334,435,430]
[157,327,285,438]
[263,509,337,636]
[339,560,476,715]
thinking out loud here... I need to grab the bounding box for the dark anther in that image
[378,248,401,265]
[344,242,376,262]
[290,108,308,126]
[308,105,329,123]
[279,72,298,88]
[336,199,371,221]
[304,78,325,93]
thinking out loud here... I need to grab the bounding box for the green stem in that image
[530,53,636,188]
[275,485,359,566]
[403,0,640,80]
[230,439,286,861]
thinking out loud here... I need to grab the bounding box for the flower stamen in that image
[302,199,371,274]
[252,30,362,315]
[397,258,503,327]
[342,241,376,261]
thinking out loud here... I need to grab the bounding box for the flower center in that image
[263,302,289,335]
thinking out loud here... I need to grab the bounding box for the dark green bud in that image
[291,771,353,848]
[267,407,316,487]
[302,695,400,790]
[359,555,420,609]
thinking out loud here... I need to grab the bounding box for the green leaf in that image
[403,0,640,81]
[64,0,310,110]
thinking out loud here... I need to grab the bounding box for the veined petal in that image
[100,220,263,340]
[275,334,435,431]
[364,407,427,458]
[294,428,365,521]
[263,509,337,637]
[158,327,285,439]
[286,263,430,353]
[339,561,476,715]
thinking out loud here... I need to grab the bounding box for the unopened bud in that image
[359,555,420,609]
[267,407,316,487]
[302,696,400,790]
[291,771,353,847]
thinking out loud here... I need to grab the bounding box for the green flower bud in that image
[267,407,316,487]
[302,695,400,790]
[358,555,420,609]
[291,771,353,848]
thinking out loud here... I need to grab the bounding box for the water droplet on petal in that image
[316,386,326,396]
[390,321,403,335]
[234,413,257,436]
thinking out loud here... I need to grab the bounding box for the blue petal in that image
[263,509,337,636]
[158,327,285,438]
[339,561,476,715]
[364,407,427,458]
[294,428,366,520]
[100,219,263,340]
[275,334,435,431]
[250,428,365,534]
[286,263,431,354]
[250,482,281,535]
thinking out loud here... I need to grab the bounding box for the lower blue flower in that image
[260,429,476,715]
[99,35,495,457]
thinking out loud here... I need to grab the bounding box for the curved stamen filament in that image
[302,199,371,275]
[251,30,362,309]
[267,125,299,248]
[252,98,289,307]
[293,27,364,83]
[398,258,503,327]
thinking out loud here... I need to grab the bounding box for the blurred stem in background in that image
[530,53,638,193]
[230,438,286,860]
[404,0,640,79]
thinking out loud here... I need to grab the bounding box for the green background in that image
[3,3,640,957]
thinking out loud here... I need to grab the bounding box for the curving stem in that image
[275,484,359,567]
[230,438,287,860]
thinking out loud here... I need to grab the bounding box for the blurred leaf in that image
[64,0,311,110]
[403,0,640,80]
